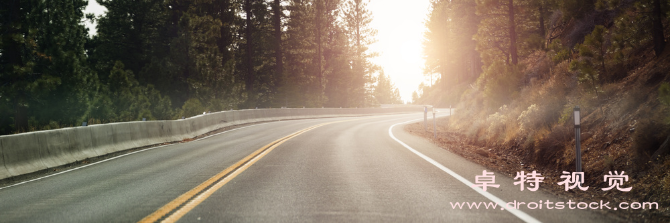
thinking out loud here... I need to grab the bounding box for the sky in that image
[367,0,431,103]
[83,0,432,103]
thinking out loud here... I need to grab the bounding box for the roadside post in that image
[433,108,437,139]
[574,106,582,178]
[424,106,428,131]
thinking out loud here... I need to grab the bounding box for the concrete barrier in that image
[0,137,12,179]
[0,107,424,180]
[0,132,48,176]
[71,126,98,158]
[89,124,117,156]
[39,128,77,168]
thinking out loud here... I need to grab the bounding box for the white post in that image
[433,108,437,139]
[574,106,582,176]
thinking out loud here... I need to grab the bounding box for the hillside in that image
[413,0,670,221]
[411,43,670,221]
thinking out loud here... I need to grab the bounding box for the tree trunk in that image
[273,0,283,94]
[244,0,255,108]
[538,4,545,39]
[652,0,666,57]
[316,0,323,104]
[7,0,28,131]
[507,0,518,65]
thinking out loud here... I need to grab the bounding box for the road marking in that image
[0,121,280,191]
[139,120,347,223]
[389,119,542,223]
[0,113,411,191]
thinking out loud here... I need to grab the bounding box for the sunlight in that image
[368,0,431,103]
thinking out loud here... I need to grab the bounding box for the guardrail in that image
[0,107,423,180]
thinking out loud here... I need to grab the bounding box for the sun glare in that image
[368,0,431,103]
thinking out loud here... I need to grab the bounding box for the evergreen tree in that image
[373,71,402,104]
[343,0,377,107]
[0,0,94,133]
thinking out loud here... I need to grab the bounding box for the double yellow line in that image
[139,120,344,223]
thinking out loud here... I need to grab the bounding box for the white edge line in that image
[389,118,542,223]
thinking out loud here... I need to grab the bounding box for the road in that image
[0,113,618,222]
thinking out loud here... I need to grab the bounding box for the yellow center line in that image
[138,119,353,223]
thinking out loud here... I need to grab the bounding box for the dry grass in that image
[418,43,670,221]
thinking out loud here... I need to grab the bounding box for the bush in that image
[481,62,523,110]
[558,103,575,125]
[518,104,541,132]
[548,40,571,64]
[487,109,508,137]
[181,98,205,118]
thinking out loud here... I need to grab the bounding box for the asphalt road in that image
[0,113,619,222]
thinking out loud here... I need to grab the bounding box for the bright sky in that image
[83,0,106,37]
[367,0,430,103]
[84,0,431,103]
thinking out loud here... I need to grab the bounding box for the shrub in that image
[548,40,571,64]
[481,62,523,110]
[518,104,541,132]
[558,103,575,125]
[181,98,205,118]
[466,120,485,142]
[570,25,610,96]
[487,107,508,138]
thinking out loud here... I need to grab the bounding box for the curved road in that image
[0,113,618,222]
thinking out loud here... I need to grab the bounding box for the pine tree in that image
[373,71,402,104]
[0,0,94,133]
[343,0,377,107]
[476,0,520,65]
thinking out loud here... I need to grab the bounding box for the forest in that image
[417,0,670,219]
[0,0,403,135]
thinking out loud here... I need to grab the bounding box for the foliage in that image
[487,106,508,136]
[570,25,609,95]
[181,98,205,119]
[478,62,523,110]
[423,0,480,87]
[0,0,389,135]
[373,71,403,104]
[0,0,94,133]
[547,40,570,64]
[517,104,541,132]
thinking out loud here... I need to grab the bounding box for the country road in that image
[0,113,618,223]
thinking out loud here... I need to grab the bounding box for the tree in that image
[423,0,481,89]
[244,0,256,108]
[412,91,420,104]
[343,0,378,107]
[476,0,520,65]
[0,0,94,132]
[283,0,317,107]
[373,71,403,104]
[570,25,609,96]
[651,0,666,56]
[316,0,324,104]
[272,0,284,99]
[322,0,354,107]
